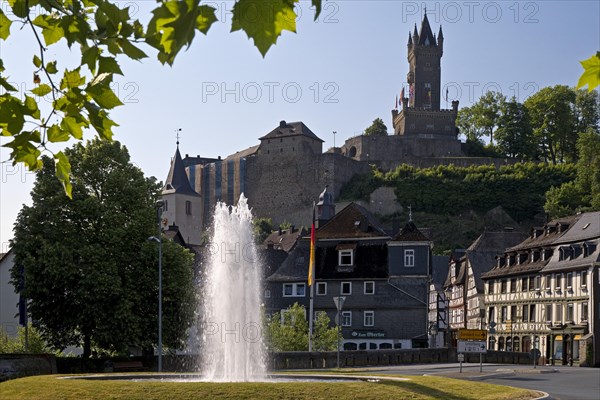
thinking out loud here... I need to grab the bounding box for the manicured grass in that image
[0,373,540,400]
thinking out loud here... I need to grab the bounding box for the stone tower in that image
[392,12,459,138]
[161,145,203,246]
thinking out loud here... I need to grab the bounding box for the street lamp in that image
[148,199,164,372]
[333,295,346,369]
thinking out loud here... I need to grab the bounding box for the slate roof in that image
[418,12,437,46]
[316,202,389,239]
[266,243,310,282]
[431,255,450,286]
[552,211,600,244]
[162,147,200,196]
[259,120,324,143]
[392,221,430,242]
[262,226,306,253]
[506,215,579,252]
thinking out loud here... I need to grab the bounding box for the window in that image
[535,276,541,290]
[364,281,375,295]
[488,280,495,294]
[566,272,573,289]
[501,306,508,322]
[529,304,536,322]
[567,303,574,322]
[264,289,271,298]
[581,271,587,287]
[364,311,374,327]
[510,278,517,293]
[521,278,528,292]
[582,303,589,321]
[283,283,306,297]
[529,276,535,291]
[522,305,529,322]
[185,200,192,215]
[404,249,415,267]
[338,250,353,266]
[341,282,352,295]
[555,304,562,322]
[501,280,507,293]
[316,282,327,296]
[555,274,562,290]
[341,311,352,327]
[545,304,552,322]
[488,306,495,323]
[163,200,168,211]
[510,305,517,321]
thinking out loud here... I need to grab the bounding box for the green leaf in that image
[231,0,298,56]
[0,77,17,92]
[576,53,600,92]
[60,116,83,139]
[311,0,322,20]
[9,0,29,19]
[81,46,100,74]
[84,101,118,140]
[23,95,41,119]
[31,84,52,97]
[117,38,148,60]
[0,10,13,40]
[0,95,25,134]
[47,124,70,142]
[60,69,85,90]
[33,55,42,68]
[54,151,72,199]
[98,56,123,75]
[32,14,65,46]
[195,5,218,34]
[45,61,58,74]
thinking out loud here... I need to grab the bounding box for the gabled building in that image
[428,255,450,348]
[482,212,600,366]
[265,189,432,350]
[445,230,525,346]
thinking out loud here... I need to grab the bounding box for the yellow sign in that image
[458,329,488,340]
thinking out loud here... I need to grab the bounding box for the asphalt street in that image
[353,363,600,400]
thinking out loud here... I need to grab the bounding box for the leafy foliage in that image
[266,303,338,352]
[0,325,54,354]
[363,118,388,136]
[10,139,195,357]
[577,52,600,92]
[252,217,273,244]
[0,0,322,195]
[340,162,576,222]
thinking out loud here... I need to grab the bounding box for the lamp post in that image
[333,295,346,369]
[148,199,164,372]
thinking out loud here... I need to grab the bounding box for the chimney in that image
[279,120,286,128]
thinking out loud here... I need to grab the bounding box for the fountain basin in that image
[59,373,388,383]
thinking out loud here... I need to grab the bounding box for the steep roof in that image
[259,120,324,143]
[262,226,306,253]
[316,202,389,239]
[418,12,437,46]
[162,147,200,196]
[431,255,450,286]
[507,215,580,251]
[266,244,310,282]
[392,221,430,242]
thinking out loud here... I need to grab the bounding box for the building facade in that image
[265,196,432,350]
[482,212,600,366]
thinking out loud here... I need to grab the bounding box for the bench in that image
[112,361,146,372]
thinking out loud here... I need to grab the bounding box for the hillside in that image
[339,162,576,254]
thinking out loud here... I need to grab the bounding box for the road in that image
[347,363,600,400]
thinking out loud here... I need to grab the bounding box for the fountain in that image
[199,195,267,381]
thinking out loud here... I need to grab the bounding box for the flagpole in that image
[308,202,316,352]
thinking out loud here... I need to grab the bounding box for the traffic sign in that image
[458,328,487,340]
[458,340,487,353]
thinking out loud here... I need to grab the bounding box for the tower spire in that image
[175,128,182,148]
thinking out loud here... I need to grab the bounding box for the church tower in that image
[392,11,459,140]
[316,186,335,228]
[161,144,203,246]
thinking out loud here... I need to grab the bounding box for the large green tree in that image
[0,0,323,195]
[545,129,600,217]
[495,97,536,159]
[10,139,195,357]
[363,118,388,136]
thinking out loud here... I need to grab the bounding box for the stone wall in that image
[0,354,57,382]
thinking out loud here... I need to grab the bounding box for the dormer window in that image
[571,244,582,259]
[559,247,572,261]
[339,249,353,266]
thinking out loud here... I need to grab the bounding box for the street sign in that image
[458,328,487,340]
[457,353,465,362]
[458,340,487,353]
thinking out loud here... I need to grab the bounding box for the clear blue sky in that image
[1,0,599,249]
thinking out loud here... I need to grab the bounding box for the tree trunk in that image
[83,334,91,359]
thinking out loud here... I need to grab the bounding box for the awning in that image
[555,335,563,341]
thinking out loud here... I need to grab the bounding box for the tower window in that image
[185,200,192,215]
[163,200,168,212]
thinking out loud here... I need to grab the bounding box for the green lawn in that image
[0,373,541,400]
